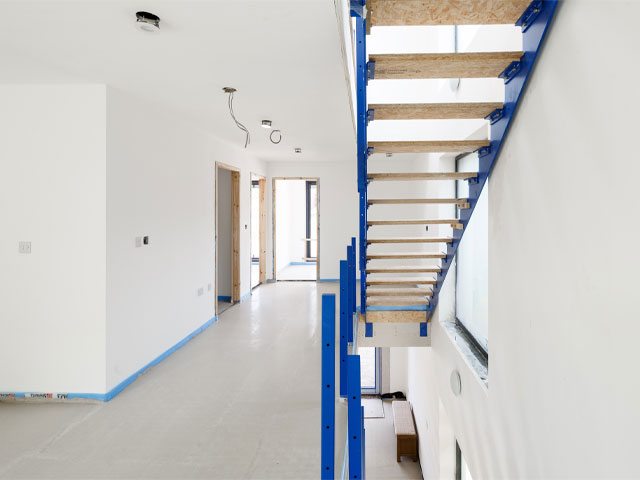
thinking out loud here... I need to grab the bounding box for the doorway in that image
[250,174,266,289]
[272,177,319,281]
[216,163,240,315]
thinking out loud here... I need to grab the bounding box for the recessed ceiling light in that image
[261,120,272,129]
[135,11,160,33]
[295,148,302,154]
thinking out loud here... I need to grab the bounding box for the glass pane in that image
[359,347,376,389]
[251,184,260,259]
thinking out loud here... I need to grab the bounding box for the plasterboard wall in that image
[105,87,266,392]
[0,85,107,394]
[402,2,640,478]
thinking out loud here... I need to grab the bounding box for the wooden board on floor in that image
[367,237,452,244]
[369,52,523,79]
[360,310,428,323]
[369,102,503,120]
[369,140,488,154]
[367,171,478,181]
[369,0,531,26]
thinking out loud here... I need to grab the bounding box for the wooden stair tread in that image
[367,297,430,306]
[369,0,531,26]
[368,198,468,205]
[367,252,446,259]
[369,102,503,120]
[368,172,477,181]
[369,140,489,154]
[369,52,523,79]
[368,237,452,244]
[366,266,442,273]
[368,219,462,227]
[367,287,432,296]
[367,278,437,285]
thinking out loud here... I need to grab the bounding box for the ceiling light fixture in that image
[135,11,161,33]
[295,148,302,154]
[261,120,272,129]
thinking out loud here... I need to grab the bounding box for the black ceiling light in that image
[135,11,161,33]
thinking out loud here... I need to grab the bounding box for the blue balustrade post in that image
[348,355,362,479]
[321,294,336,479]
[350,237,357,315]
[339,260,348,398]
[347,245,354,343]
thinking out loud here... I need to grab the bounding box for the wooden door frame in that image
[272,177,320,281]
[250,173,267,287]
[215,162,241,315]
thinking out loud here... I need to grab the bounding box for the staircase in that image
[352,0,557,336]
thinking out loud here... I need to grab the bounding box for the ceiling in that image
[0,0,356,162]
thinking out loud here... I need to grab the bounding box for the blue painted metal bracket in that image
[347,355,362,479]
[499,60,522,84]
[350,0,365,18]
[365,322,373,338]
[339,260,348,398]
[429,0,558,309]
[367,61,375,81]
[485,108,504,125]
[420,322,428,337]
[321,294,336,479]
[516,0,543,32]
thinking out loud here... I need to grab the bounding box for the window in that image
[455,153,489,358]
[305,181,317,260]
[359,347,381,394]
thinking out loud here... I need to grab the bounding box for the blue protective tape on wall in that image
[217,295,231,301]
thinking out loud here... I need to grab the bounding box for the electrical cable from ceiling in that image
[223,87,250,148]
[270,129,282,144]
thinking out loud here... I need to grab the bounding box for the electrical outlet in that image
[18,241,31,254]
[135,237,143,248]
[197,287,204,297]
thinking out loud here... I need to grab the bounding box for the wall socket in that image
[18,241,31,254]
[197,287,204,297]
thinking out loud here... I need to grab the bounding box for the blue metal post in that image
[339,260,348,398]
[350,237,357,315]
[348,355,362,479]
[347,245,354,343]
[361,406,366,479]
[321,294,336,478]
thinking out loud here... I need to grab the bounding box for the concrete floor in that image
[0,282,328,479]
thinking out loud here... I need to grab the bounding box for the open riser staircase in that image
[351,0,558,337]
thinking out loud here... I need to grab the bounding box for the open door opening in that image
[216,163,240,315]
[272,177,319,281]
[251,174,266,289]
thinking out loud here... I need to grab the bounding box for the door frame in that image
[272,177,320,281]
[250,173,267,288]
[215,162,241,315]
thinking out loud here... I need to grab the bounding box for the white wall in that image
[217,167,232,297]
[105,87,266,392]
[267,161,358,280]
[403,1,640,478]
[0,85,107,394]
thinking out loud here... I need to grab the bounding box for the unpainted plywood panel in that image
[367,297,430,306]
[368,171,478,181]
[368,198,467,205]
[367,252,446,259]
[367,278,437,285]
[369,0,531,26]
[366,266,442,273]
[369,102,503,120]
[364,310,428,323]
[370,52,522,79]
[367,287,432,296]
[369,140,489,154]
[367,237,452,244]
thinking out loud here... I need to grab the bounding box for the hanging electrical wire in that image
[270,129,282,144]
[223,87,250,148]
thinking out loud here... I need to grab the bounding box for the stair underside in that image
[368,172,477,181]
[366,266,441,273]
[368,219,463,228]
[367,278,437,286]
[367,296,430,306]
[368,198,468,206]
[369,0,531,26]
[360,311,428,324]
[367,252,446,259]
[369,52,523,79]
[367,287,432,296]
[367,237,452,244]
[369,102,504,120]
[369,140,489,154]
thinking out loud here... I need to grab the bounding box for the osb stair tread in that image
[369,102,504,120]
[366,266,442,273]
[366,287,432,296]
[369,0,531,26]
[368,198,468,205]
[369,52,523,79]
[368,141,489,154]
[367,171,478,181]
[368,219,463,228]
[367,252,446,259]
[367,237,452,244]
[366,297,430,306]
[367,278,437,285]
[361,311,428,324]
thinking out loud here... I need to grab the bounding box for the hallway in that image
[0,283,330,479]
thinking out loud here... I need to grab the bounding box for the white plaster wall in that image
[0,85,107,393]
[267,161,358,280]
[217,168,232,297]
[105,87,266,391]
[405,1,640,478]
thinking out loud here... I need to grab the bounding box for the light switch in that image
[135,237,143,248]
[18,241,31,254]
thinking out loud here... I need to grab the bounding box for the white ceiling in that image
[0,0,356,162]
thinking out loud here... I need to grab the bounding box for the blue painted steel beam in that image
[347,355,362,479]
[321,294,336,478]
[347,245,354,343]
[339,260,348,398]
[429,0,558,312]
[351,237,357,315]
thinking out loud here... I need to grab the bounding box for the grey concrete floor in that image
[0,282,330,479]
